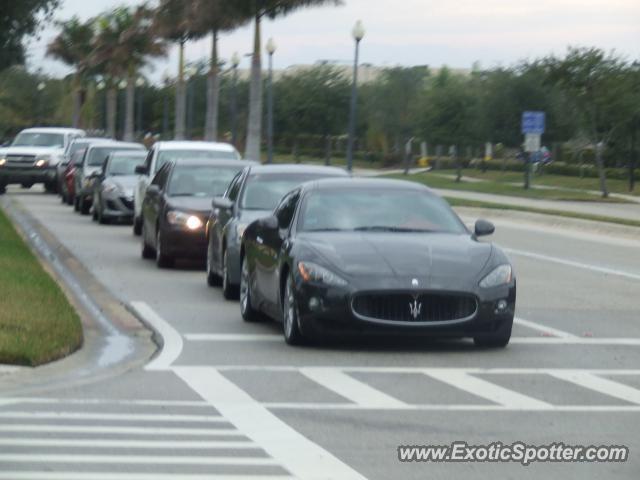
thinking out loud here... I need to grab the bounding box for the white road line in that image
[510,337,640,345]
[262,403,640,412]
[300,367,408,408]
[0,425,242,436]
[0,366,22,373]
[424,370,553,409]
[0,439,257,449]
[514,317,577,338]
[549,371,640,405]
[0,474,293,480]
[185,333,281,342]
[0,454,276,466]
[0,398,211,407]
[174,366,367,480]
[130,301,183,371]
[504,247,640,282]
[0,412,225,422]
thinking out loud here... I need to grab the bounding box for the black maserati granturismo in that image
[240,178,516,347]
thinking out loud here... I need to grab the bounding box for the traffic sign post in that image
[521,112,546,190]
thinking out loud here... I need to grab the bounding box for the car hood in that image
[106,176,138,195]
[167,196,214,215]
[299,232,493,289]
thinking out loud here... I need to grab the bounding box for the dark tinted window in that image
[298,188,466,234]
[275,191,301,230]
[225,172,243,201]
[168,165,244,197]
[241,173,342,210]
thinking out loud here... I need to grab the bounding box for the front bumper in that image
[161,226,208,259]
[0,166,56,185]
[101,194,135,219]
[294,280,516,339]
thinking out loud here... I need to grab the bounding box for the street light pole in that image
[346,20,365,172]
[230,52,240,148]
[37,82,46,125]
[118,79,127,140]
[266,38,277,164]
[136,77,145,138]
[96,81,106,132]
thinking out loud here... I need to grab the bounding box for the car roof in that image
[107,150,147,157]
[301,177,433,193]
[20,127,86,135]
[245,164,349,176]
[72,137,114,144]
[171,158,256,168]
[87,142,145,151]
[154,141,238,152]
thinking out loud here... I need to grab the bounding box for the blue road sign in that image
[522,111,546,135]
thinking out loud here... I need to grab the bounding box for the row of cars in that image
[0,127,517,348]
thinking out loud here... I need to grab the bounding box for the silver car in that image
[92,150,147,224]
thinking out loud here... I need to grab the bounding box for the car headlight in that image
[34,155,52,168]
[479,264,513,288]
[166,211,203,230]
[0,158,6,167]
[298,261,348,287]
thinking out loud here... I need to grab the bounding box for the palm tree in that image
[192,1,249,142]
[234,0,343,160]
[47,17,95,128]
[153,0,202,140]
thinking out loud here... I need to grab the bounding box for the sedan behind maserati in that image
[141,158,254,268]
[241,178,516,347]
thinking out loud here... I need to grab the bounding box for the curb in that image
[0,193,158,396]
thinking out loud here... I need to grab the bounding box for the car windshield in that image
[12,132,65,148]
[88,146,141,167]
[107,154,146,176]
[156,149,238,173]
[168,165,243,197]
[241,173,342,210]
[298,188,467,234]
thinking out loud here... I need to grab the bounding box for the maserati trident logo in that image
[409,299,422,320]
[411,278,419,287]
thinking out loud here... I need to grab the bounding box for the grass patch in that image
[385,172,629,203]
[0,208,82,366]
[444,197,640,228]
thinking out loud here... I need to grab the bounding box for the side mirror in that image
[474,219,495,237]
[259,215,278,230]
[212,197,233,210]
[135,165,148,175]
[146,184,160,195]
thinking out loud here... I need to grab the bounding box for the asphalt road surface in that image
[2,188,640,480]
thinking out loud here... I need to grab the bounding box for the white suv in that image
[0,127,85,194]
[132,141,241,235]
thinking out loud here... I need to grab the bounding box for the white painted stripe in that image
[514,317,577,338]
[511,337,640,345]
[549,371,640,405]
[0,425,241,436]
[300,367,408,408]
[263,402,640,412]
[0,439,256,449]
[0,412,224,422]
[130,301,183,371]
[174,367,367,480]
[504,247,640,282]
[0,398,211,407]
[0,474,293,480]
[0,366,22,373]
[0,454,276,466]
[424,370,553,409]
[185,333,281,342]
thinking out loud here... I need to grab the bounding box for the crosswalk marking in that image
[174,366,368,480]
[0,412,225,422]
[0,425,242,436]
[514,317,577,338]
[0,438,257,449]
[549,371,640,405]
[300,367,408,408]
[185,333,281,342]
[424,370,553,409]
[0,454,277,466]
[131,301,183,371]
[0,475,294,480]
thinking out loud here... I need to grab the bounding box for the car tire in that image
[141,223,155,259]
[67,194,74,206]
[74,196,80,212]
[240,256,262,322]
[44,181,56,193]
[282,275,307,346]
[133,216,142,236]
[0,185,6,195]
[155,230,174,269]
[206,244,222,287]
[80,198,91,215]
[61,191,67,204]
[222,249,239,300]
[92,198,98,222]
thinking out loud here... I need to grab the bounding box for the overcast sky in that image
[26,0,640,81]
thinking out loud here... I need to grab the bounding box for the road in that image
[1,188,640,479]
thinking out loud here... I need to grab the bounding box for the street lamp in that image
[346,20,365,172]
[136,77,145,137]
[266,38,277,164]
[230,52,240,148]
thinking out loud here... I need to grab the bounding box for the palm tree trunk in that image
[245,13,262,160]
[106,87,117,139]
[175,39,187,140]
[72,74,82,128]
[204,29,220,142]
[124,73,135,142]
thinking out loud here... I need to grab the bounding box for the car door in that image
[212,172,244,271]
[143,163,170,247]
[136,148,155,218]
[260,190,301,309]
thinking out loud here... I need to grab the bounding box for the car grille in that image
[5,154,36,168]
[119,197,134,210]
[352,292,478,323]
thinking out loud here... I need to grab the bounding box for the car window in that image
[12,132,65,148]
[152,163,171,187]
[71,149,86,166]
[87,146,141,167]
[144,149,154,172]
[225,172,243,201]
[168,165,244,197]
[156,149,237,173]
[107,154,146,176]
[275,190,301,230]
